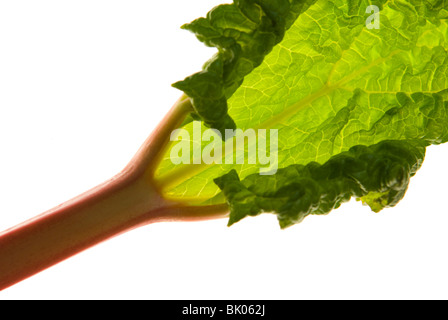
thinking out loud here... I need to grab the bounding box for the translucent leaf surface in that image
[157,0,448,227]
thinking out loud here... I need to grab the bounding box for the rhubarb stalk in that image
[0,96,229,291]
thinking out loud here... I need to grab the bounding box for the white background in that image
[1,0,448,300]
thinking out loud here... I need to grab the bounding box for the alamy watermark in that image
[366,5,380,29]
[170,121,278,175]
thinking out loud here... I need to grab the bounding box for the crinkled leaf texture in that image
[172,0,317,136]
[159,0,448,228]
[215,140,426,228]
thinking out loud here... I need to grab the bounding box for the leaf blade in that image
[172,0,317,136]
[156,0,448,227]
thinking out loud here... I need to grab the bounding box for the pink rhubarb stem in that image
[0,166,164,291]
[0,96,229,291]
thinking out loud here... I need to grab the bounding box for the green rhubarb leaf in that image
[172,0,317,136]
[214,139,426,228]
[156,0,448,228]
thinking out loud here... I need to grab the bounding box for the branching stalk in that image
[0,96,229,291]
